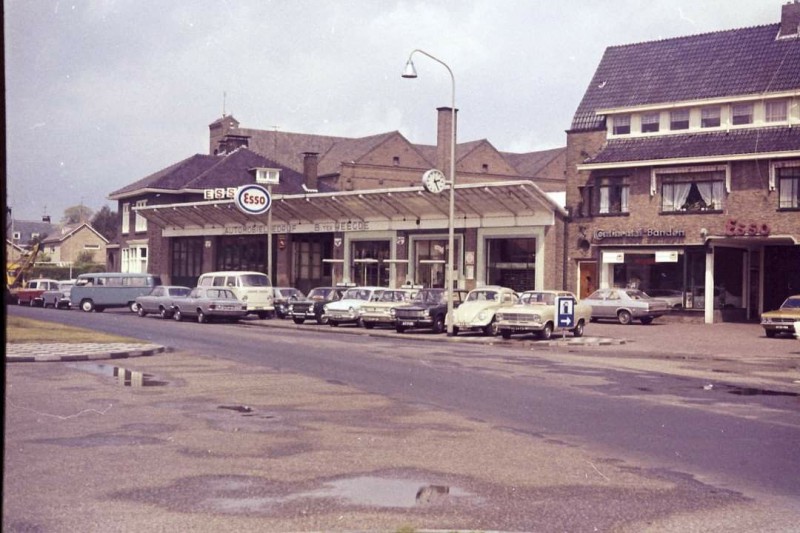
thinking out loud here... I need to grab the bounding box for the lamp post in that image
[402,49,457,336]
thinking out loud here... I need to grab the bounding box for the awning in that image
[135,180,566,236]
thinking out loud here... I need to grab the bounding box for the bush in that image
[30,264,107,281]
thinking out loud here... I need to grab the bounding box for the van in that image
[197,271,274,318]
[71,272,161,313]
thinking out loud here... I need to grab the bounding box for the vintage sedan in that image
[41,280,76,309]
[135,285,192,319]
[496,290,592,340]
[583,288,670,325]
[450,286,518,336]
[273,287,305,319]
[288,286,346,324]
[359,287,419,329]
[760,295,800,338]
[172,287,247,323]
[392,288,469,333]
[323,286,385,327]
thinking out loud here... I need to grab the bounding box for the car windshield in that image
[414,290,445,304]
[467,290,498,302]
[240,274,270,287]
[171,287,191,297]
[342,289,372,300]
[625,290,652,300]
[520,292,555,305]
[308,288,333,300]
[781,297,800,309]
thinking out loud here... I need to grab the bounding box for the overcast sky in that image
[4,0,787,221]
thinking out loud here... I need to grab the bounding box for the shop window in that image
[641,112,660,133]
[597,177,629,215]
[414,238,460,288]
[661,173,725,212]
[670,109,690,130]
[701,106,721,128]
[778,167,800,209]
[731,103,753,125]
[171,237,204,287]
[216,236,267,272]
[351,240,390,287]
[612,115,631,135]
[486,238,536,292]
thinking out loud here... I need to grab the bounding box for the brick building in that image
[109,108,567,294]
[41,223,108,265]
[564,1,800,323]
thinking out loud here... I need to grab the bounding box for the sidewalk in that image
[6,342,170,363]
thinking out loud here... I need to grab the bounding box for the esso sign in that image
[235,184,272,215]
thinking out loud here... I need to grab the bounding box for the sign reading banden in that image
[594,227,686,241]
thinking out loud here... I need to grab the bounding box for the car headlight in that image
[478,310,488,321]
[761,316,770,323]
[496,312,505,321]
[390,309,396,318]
[532,314,541,322]
[242,295,248,302]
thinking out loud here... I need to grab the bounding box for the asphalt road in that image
[6,305,800,531]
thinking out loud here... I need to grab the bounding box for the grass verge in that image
[6,316,143,344]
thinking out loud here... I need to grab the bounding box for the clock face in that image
[422,169,446,194]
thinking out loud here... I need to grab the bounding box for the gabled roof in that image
[583,127,800,166]
[505,147,566,177]
[40,222,109,245]
[240,128,348,172]
[317,132,401,176]
[571,23,800,131]
[109,147,331,200]
[6,219,57,242]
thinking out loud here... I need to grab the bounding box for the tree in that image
[91,205,118,241]
[62,205,94,225]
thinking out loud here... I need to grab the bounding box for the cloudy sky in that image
[5,0,787,221]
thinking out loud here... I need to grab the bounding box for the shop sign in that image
[725,219,770,237]
[235,184,271,215]
[594,228,686,241]
[204,187,237,200]
[655,251,679,263]
[602,252,625,263]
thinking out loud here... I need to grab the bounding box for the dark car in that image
[273,287,305,319]
[135,285,192,319]
[391,288,468,333]
[287,286,346,325]
[172,287,247,323]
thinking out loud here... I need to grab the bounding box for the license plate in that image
[776,325,789,330]
[402,321,415,326]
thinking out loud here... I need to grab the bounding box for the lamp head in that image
[401,59,418,79]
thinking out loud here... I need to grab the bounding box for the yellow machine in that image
[6,242,42,298]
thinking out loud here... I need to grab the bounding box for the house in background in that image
[6,219,58,250]
[41,222,108,265]
[565,1,800,323]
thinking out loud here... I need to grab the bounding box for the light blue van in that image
[70,272,161,313]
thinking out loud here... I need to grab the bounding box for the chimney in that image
[208,115,240,155]
[779,0,800,38]
[436,106,458,179]
[303,152,319,191]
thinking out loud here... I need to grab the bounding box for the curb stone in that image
[6,343,171,363]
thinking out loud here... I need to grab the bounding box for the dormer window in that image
[641,113,660,133]
[701,106,721,128]
[670,109,690,131]
[766,100,788,123]
[731,103,753,125]
[612,115,631,135]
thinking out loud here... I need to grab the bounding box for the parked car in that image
[359,287,420,329]
[643,289,684,309]
[273,287,306,319]
[323,286,386,327]
[287,286,347,324]
[496,290,592,340]
[171,287,248,323]
[135,285,192,319]
[760,295,800,338]
[41,280,76,309]
[392,288,469,333]
[583,288,670,325]
[450,286,518,336]
[14,278,61,306]
[196,271,273,318]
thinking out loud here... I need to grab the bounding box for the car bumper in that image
[397,318,434,328]
[761,322,797,333]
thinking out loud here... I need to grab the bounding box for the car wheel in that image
[29,298,36,307]
[159,307,170,319]
[432,316,445,334]
[330,320,339,327]
[80,299,95,313]
[617,310,632,325]
[452,326,459,336]
[293,318,305,325]
[173,309,183,322]
[316,314,328,325]
[572,320,585,338]
[396,325,406,333]
[483,317,498,336]
[539,322,553,340]
[363,322,375,329]
[356,318,365,328]
[130,302,139,313]
[640,316,654,325]
[197,310,207,324]
[137,306,147,317]
[765,329,777,338]
[500,330,512,340]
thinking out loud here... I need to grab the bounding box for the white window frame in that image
[612,114,631,135]
[122,203,130,234]
[134,200,147,232]
[122,244,148,273]
[700,106,721,128]
[770,160,800,193]
[731,102,754,126]
[641,112,660,133]
[765,99,788,123]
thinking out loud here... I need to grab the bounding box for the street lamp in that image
[402,49,457,335]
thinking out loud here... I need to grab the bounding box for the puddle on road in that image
[723,385,799,397]
[301,477,465,508]
[68,363,168,387]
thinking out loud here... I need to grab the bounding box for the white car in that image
[359,288,419,329]
[323,286,386,327]
[450,286,518,336]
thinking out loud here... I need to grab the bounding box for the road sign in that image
[556,296,576,328]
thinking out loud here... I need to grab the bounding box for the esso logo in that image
[235,185,272,215]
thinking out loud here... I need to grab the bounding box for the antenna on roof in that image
[222,91,227,117]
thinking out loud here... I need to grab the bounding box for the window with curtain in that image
[731,103,753,125]
[612,115,631,135]
[765,100,788,123]
[597,177,629,214]
[661,172,725,212]
[134,200,148,232]
[778,167,800,209]
[670,109,690,130]
[701,106,721,128]
[641,112,660,133]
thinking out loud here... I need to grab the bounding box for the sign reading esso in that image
[235,184,272,215]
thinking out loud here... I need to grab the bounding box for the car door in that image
[592,290,615,319]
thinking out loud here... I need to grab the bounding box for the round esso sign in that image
[235,184,272,215]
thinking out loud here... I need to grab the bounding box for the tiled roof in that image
[586,127,800,165]
[241,128,348,173]
[109,148,331,199]
[505,147,566,177]
[316,132,400,176]
[571,23,800,131]
[6,220,58,242]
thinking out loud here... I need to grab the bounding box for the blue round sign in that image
[235,184,272,215]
